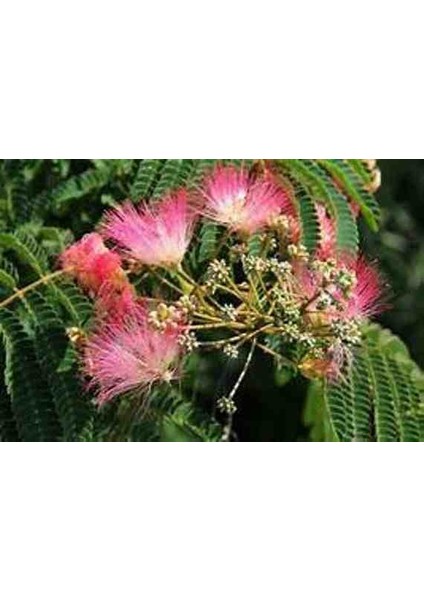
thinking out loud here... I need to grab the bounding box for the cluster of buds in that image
[148,303,184,331]
[217,396,237,415]
[287,243,309,261]
[178,331,199,352]
[205,259,231,288]
[58,161,386,407]
[223,344,239,359]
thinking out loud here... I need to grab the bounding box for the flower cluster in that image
[59,162,386,407]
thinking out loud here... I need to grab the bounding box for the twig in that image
[256,342,296,369]
[221,340,256,442]
[0,269,69,310]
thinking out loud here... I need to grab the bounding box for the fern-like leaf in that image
[279,159,359,254]
[26,292,93,441]
[0,308,62,441]
[318,159,381,232]
[130,159,166,201]
[324,324,424,442]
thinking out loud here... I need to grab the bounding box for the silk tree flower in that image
[84,305,186,405]
[296,254,386,325]
[94,281,139,322]
[298,257,386,380]
[200,165,293,235]
[60,233,127,295]
[345,256,387,319]
[101,190,194,268]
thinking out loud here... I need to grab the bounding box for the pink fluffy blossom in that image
[101,190,194,267]
[296,255,386,323]
[84,305,185,405]
[60,233,126,295]
[94,281,139,322]
[200,165,293,235]
[345,257,387,319]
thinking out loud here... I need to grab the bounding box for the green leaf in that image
[0,231,48,276]
[0,346,19,441]
[318,159,381,232]
[278,159,359,254]
[156,397,222,442]
[0,308,62,441]
[131,159,166,201]
[151,159,196,199]
[36,163,119,215]
[26,292,93,441]
[324,324,424,442]
[198,222,219,263]
[160,415,206,441]
[0,269,16,292]
[303,380,337,442]
[247,233,263,257]
[293,181,320,253]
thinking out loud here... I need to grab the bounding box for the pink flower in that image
[94,281,139,322]
[295,256,386,323]
[200,165,293,235]
[84,305,185,405]
[101,190,194,267]
[60,233,126,295]
[345,257,387,319]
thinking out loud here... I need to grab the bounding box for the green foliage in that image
[131,159,166,201]
[26,292,94,441]
[278,159,363,254]
[0,259,18,292]
[292,181,320,253]
[197,222,220,264]
[303,380,337,442]
[0,308,62,441]
[324,324,424,441]
[318,159,380,232]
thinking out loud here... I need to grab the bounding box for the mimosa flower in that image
[94,281,139,322]
[60,233,126,295]
[295,255,386,324]
[84,305,185,405]
[101,190,194,267]
[345,256,387,319]
[200,165,293,235]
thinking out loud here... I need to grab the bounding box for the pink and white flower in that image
[295,255,386,323]
[60,233,126,295]
[84,305,185,405]
[94,281,139,322]
[200,165,293,235]
[101,190,194,267]
[345,256,387,319]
